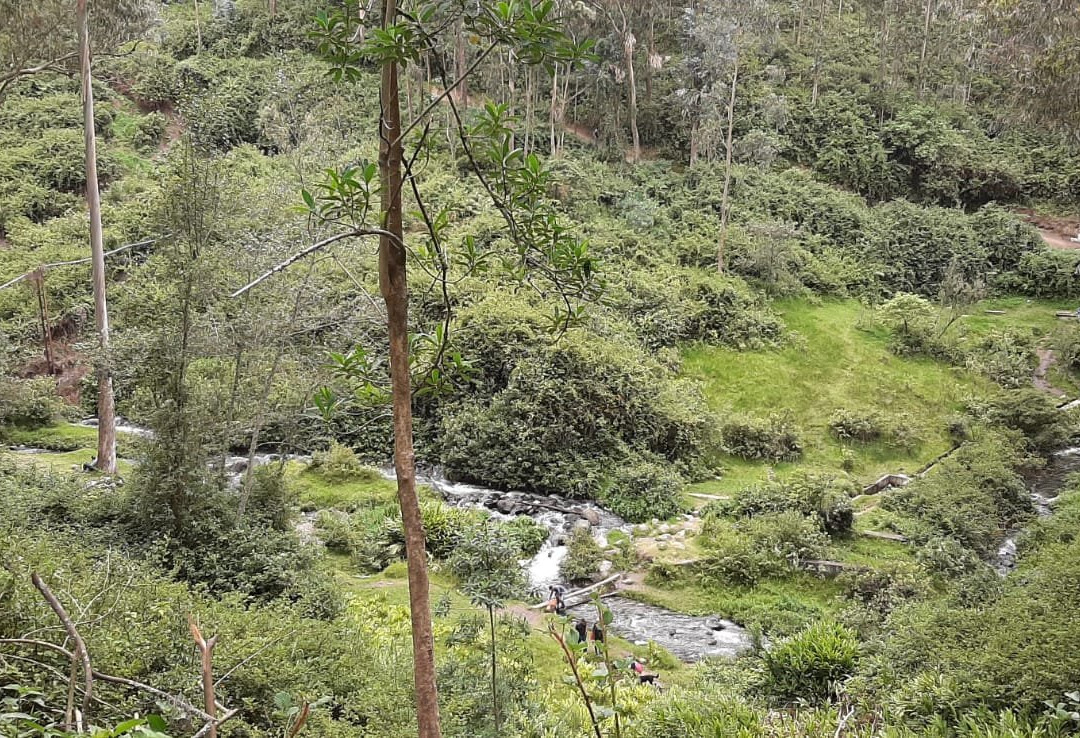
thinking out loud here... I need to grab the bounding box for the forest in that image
[1,0,1080,736]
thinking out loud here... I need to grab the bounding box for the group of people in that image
[543,585,661,688]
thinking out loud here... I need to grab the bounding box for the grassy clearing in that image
[0,422,145,457]
[0,448,137,478]
[286,462,402,511]
[683,298,996,496]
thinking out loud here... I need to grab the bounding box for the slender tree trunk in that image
[454,18,467,111]
[488,604,499,734]
[689,118,699,167]
[193,0,203,52]
[717,62,739,274]
[920,0,933,92]
[624,29,640,162]
[378,3,441,737]
[549,65,559,155]
[78,0,116,475]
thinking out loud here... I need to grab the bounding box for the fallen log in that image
[860,530,909,543]
[528,574,621,610]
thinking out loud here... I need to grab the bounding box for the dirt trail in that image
[1014,208,1080,250]
[1035,348,1067,397]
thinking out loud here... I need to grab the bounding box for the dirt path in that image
[1014,208,1080,250]
[1035,348,1068,397]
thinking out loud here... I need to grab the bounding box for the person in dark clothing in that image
[591,622,605,654]
[630,660,660,686]
[574,619,588,645]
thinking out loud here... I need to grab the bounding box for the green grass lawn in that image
[682,298,997,496]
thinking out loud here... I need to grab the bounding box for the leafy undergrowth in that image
[683,298,996,495]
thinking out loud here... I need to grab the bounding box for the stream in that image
[994,446,1080,574]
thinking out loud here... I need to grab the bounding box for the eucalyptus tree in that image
[983,0,1080,138]
[234,3,597,736]
[1,0,153,473]
[680,0,773,272]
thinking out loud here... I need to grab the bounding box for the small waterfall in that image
[995,446,1077,575]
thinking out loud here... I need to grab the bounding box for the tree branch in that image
[31,573,93,728]
[230,228,399,298]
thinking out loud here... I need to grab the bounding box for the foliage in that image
[560,527,603,584]
[308,441,382,484]
[883,435,1030,556]
[698,511,828,586]
[720,412,803,462]
[716,471,856,535]
[967,389,1073,453]
[0,378,65,429]
[761,621,859,706]
[440,331,716,502]
[599,460,686,524]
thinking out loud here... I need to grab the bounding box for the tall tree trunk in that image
[377,3,441,737]
[920,0,934,92]
[689,118,699,167]
[716,62,739,274]
[78,0,116,475]
[454,18,467,111]
[549,65,559,155]
[488,604,499,734]
[193,0,203,52]
[624,29,640,162]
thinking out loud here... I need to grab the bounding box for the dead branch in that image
[0,236,166,292]
[189,619,219,738]
[31,573,93,729]
[230,228,399,298]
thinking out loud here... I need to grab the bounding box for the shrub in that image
[721,413,803,462]
[963,330,1037,389]
[839,562,929,617]
[309,441,381,484]
[699,511,828,586]
[502,515,548,558]
[599,460,686,523]
[245,464,297,531]
[761,621,859,705]
[0,377,65,428]
[440,331,716,498]
[720,472,856,536]
[132,112,168,152]
[969,389,1073,453]
[829,408,888,443]
[560,527,603,583]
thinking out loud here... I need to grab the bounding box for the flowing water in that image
[565,597,755,662]
[995,446,1080,574]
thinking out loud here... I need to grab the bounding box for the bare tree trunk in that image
[624,29,640,162]
[193,0,203,52]
[549,65,559,155]
[488,604,499,734]
[920,0,934,92]
[689,118,699,167]
[269,0,276,18]
[78,0,116,475]
[454,18,467,111]
[189,621,218,738]
[378,3,441,737]
[717,62,739,274]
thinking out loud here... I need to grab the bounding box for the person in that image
[591,622,605,655]
[546,584,567,615]
[574,618,588,645]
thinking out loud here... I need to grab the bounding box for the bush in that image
[761,621,859,705]
[502,515,548,558]
[309,441,382,484]
[699,511,828,586]
[599,460,686,523]
[440,331,716,498]
[964,330,1037,389]
[560,527,603,583]
[969,389,1073,453]
[132,112,168,152]
[829,408,888,443]
[721,413,803,462]
[720,471,856,536]
[839,562,929,617]
[0,377,65,428]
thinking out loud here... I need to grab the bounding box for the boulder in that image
[582,508,601,526]
[495,498,519,515]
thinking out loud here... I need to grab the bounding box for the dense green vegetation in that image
[3,0,1080,737]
